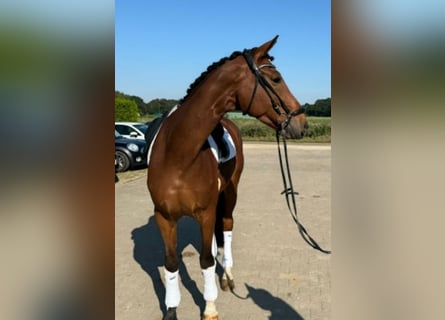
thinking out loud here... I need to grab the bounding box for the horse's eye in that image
[272,77,281,84]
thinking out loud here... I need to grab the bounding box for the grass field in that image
[139,115,331,143]
[229,116,331,143]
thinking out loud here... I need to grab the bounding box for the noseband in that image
[242,50,305,130]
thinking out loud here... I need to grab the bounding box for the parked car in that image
[115,130,147,172]
[115,122,149,140]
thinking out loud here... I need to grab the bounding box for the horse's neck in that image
[158,61,240,167]
[164,94,231,164]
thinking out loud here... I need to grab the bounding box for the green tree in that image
[304,98,331,117]
[146,98,178,115]
[115,91,148,115]
[115,97,139,121]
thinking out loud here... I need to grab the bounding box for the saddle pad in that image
[207,128,236,163]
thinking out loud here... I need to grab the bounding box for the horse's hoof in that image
[163,307,178,320]
[220,278,229,291]
[202,315,219,320]
[221,278,235,291]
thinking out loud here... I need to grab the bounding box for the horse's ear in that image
[253,35,279,58]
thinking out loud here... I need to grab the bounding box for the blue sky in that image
[115,0,331,105]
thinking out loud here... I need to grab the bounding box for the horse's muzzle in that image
[282,120,307,139]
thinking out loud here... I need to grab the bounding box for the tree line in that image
[115,91,178,120]
[115,91,330,121]
[302,98,331,117]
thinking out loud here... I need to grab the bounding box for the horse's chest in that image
[154,176,218,216]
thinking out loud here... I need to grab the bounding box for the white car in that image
[115,122,149,140]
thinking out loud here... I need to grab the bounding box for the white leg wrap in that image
[202,264,218,301]
[222,231,233,268]
[211,233,217,258]
[164,268,180,309]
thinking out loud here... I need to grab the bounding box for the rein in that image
[242,49,331,254]
[276,131,331,254]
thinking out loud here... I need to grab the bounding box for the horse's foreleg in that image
[155,211,180,320]
[200,212,219,320]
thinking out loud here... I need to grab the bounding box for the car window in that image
[116,125,131,135]
[116,124,140,135]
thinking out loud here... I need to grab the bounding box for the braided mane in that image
[179,50,250,104]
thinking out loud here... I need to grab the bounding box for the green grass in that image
[139,115,157,123]
[229,116,331,143]
[139,114,331,143]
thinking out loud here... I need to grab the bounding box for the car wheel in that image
[115,150,130,172]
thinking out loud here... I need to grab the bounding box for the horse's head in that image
[237,36,307,139]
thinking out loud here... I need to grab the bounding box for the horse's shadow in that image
[131,215,207,315]
[245,283,305,320]
[132,216,304,319]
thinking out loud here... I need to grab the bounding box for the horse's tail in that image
[214,192,225,248]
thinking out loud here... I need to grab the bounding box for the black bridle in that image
[242,49,305,130]
[242,49,331,255]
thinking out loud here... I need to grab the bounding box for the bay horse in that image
[147,36,307,320]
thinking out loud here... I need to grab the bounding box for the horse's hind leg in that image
[199,210,219,320]
[154,211,180,320]
[219,186,236,291]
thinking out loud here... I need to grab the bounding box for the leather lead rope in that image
[276,130,331,254]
